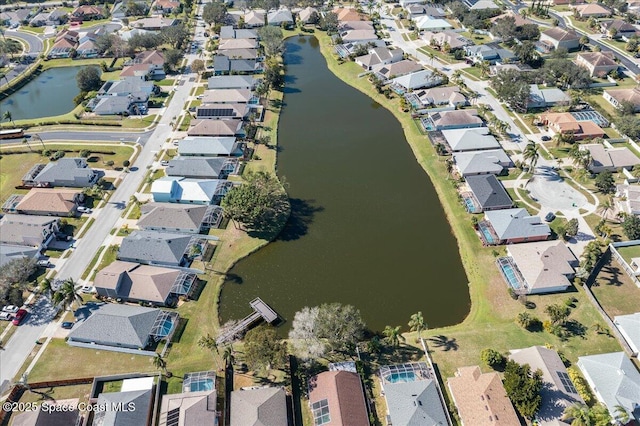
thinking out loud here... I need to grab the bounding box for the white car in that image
[0,312,12,321]
[2,305,19,313]
[161,160,170,166]
[81,286,95,294]
[77,206,92,213]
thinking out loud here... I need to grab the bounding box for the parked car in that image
[12,309,27,325]
[61,321,74,329]
[160,160,169,166]
[541,136,551,141]
[2,305,19,313]
[77,206,92,213]
[37,260,53,268]
[545,212,556,222]
[55,233,72,241]
[81,286,95,294]
[0,312,12,321]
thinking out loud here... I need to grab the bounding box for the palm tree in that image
[408,311,427,340]
[52,278,83,311]
[33,133,46,150]
[153,354,167,374]
[523,141,540,171]
[3,110,14,127]
[427,51,435,66]
[467,91,479,105]
[383,325,405,348]
[22,137,32,152]
[598,197,613,220]
[562,403,592,426]
[38,278,54,298]
[478,60,490,78]
[198,333,220,369]
[451,70,462,84]
[222,345,235,367]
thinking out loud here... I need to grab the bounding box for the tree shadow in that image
[276,198,324,242]
[428,335,459,351]
[223,273,243,285]
[563,320,587,339]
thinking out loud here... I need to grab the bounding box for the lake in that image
[219,36,470,332]
[1,66,81,120]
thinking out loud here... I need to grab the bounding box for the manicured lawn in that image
[591,257,640,317]
[88,245,118,281]
[194,85,206,96]
[459,31,492,45]
[81,246,105,280]
[122,115,157,129]
[156,78,175,86]
[19,383,93,404]
[461,66,483,80]
[615,244,640,264]
[27,339,156,382]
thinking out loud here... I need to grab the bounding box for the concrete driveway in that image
[526,165,588,212]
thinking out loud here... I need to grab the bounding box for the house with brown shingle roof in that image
[580,143,640,173]
[538,27,580,51]
[572,2,611,18]
[422,30,473,51]
[334,7,365,22]
[447,366,520,426]
[373,59,422,80]
[600,19,640,40]
[187,119,245,137]
[155,0,180,14]
[308,371,369,426]
[71,5,105,21]
[538,112,605,140]
[13,188,82,216]
[574,51,618,77]
[604,87,640,112]
[489,10,532,26]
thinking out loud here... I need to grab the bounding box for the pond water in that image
[219,36,470,332]
[1,66,82,120]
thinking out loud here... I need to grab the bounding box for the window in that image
[557,371,577,394]
[311,399,330,426]
[166,407,181,426]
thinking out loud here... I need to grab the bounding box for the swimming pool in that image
[190,378,214,392]
[463,197,476,213]
[497,257,523,290]
[386,372,416,383]
[478,223,496,244]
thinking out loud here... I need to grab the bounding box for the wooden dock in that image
[216,298,279,344]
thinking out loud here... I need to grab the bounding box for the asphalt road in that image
[5,30,43,56]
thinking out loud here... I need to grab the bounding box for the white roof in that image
[453,149,512,176]
[121,377,155,392]
[441,127,500,152]
[614,313,640,353]
[414,16,453,30]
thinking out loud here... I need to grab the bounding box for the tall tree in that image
[3,111,14,127]
[408,311,427,339]
[52,278,83,311]
[244,325,287,373]
[76,66,103,92]
[382,325,405,348]
[258,25,284,57]
[202,1,228,25]
[523,141,540,170]
[153,354,167,374]
[161,23,189,49]
[503,360,543,419]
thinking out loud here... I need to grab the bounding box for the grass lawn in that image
[460,31,492,45]
[27,339,156,382]
[88,245,118,281]
[614,244,640,264]
[313,32,621,380]
[567,17,596,35]
[81,246,105,280]
[156,78,175,86]
[18,383,93,404]
[194,86,206,96]
[122,115,157,129]
[417,46,453,65]
[461,66,483,80]
[590,257,640,317]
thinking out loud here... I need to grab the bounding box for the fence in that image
[609,241,640,288]
[420,338,454,426]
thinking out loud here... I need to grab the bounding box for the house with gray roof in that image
[464,43,516,65]
[374,59,423,81]
[465,174,512,212]
[528,85,571,110]
[355,47,404,71]
[118,231,194,267]
[219,25,258,39]
[187,119,245,137]
[138,203,223,233]
[159,389,217,426]
[505,240,577,294]
[202,89,258,105]
[267,9,293,27]
[151,177,233,205]
[0,214,59,250]
[0,245,40,268]
[453,149,513,176]
[482,208,550,244]
[196,103,251,120]
[509,346,583,425]
[94,389,154,426]
[178,137,244,157]
[406,4,446,18]
[0,9,31,27]
[230,387,288,426]
[166,157,239,179]
[581,144,640,173]
[391,69,444,91]
[417,86,467,107]
[208,75,257,90]
[23,158,98,188]
[613,313,640,357]
[213,54,261,75]
[442,128,499,152]
[577,352,640,423]
[67,303,177,353]
[381,371,450,425]
[94,260,197,306]
[430,109,483,131]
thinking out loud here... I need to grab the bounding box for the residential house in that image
[166,157,238,179]
[0,214,59,250]
[243,10,266,28]
[538,27,580,52]
[464,44,516,65]
[133,16,177,31]
[267,9,293,27]
[71,5,105,21]
[334,7,365,22]
[213,53,260,74]
[195,103,251,120]
[509,346,584,425]
[48,30,78,58]
[138,203,224,233]
[178,137,244,157]
[505,240,578,294]
[417,86,467,107]
[155,0,180,15]
[453,149,513,177]
[604,87,640,112]
[29,8,67,26]
[464,0,500,10]
[187,119,245,138]
[76,37,99,58]
[230,387,288,426]
[430,110,483,131]
[151,177,233,205]
[132,50,166,71]
[218,38,259,50]
[539,112,605,140]
[447,366,520,426]
[339,29,378,44]
[11,188,82,216]
[0,245,40,268]
[600,19,640,39]
[219,26,259,40]
[399,0,425,7]
[12,399,80,426]
[527,85,571,109]
[442,128,500,152]
[577,352,640,423]
[309,370,369,426]
[338,20,374,31]
[391,69,443,91]
[489,10,532,26]
[380,362,451,426]
[616,184,640,215]
[120,64,157,80]
[406,5,447,19]
[613,313,640,357]
[93,387,155,426]
[22,158,98,188]
[572,3,611,18]
[92,78,155,111]
[201,89,257,104]
[355,47,404,71]
[481,208,550,244]
[119,28,155,41]
[90,96,139,115]
[118,231,196,267]
[298,7,319,24]
[67,303,177,352]
[0,9,31,27]
[374,59,423,80]
[580,144,640,173]
[465,174,513,212]
[94,261,197,305]
[575,51,618,77]
[158,388,217,426]
[422,30,473,51]
[208,75,257,90]
[490,63,532,76]
[414,16,453,31]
